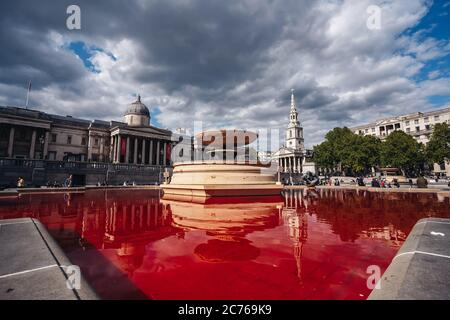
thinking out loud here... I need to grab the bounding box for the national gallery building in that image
[0,97,175,186]
[0,96,173,165]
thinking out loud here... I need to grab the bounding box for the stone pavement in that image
[0,218,98,300]
[369,218,450,300]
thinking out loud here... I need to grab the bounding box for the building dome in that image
[124,95,150,117]
[124,95,150,126]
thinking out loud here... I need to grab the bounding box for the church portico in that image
[278,154,303,173]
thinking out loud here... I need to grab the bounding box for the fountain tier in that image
[162,129,282,199]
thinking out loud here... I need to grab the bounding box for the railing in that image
[0,157,169,172]
[0,158,44,168]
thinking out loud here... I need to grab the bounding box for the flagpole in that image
[25,80,31,109]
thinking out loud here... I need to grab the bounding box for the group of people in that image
[43,175,74,188]
[370,177,400,188]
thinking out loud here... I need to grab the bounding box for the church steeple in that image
[285,89,304,151]
[290,89,296,111]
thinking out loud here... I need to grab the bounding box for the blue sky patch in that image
[67,41,116,73]
[150,106,163,127]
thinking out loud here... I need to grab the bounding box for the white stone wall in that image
[124,114,150,127]
[47,126,88,161]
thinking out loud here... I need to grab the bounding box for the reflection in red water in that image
[0,188,449,300]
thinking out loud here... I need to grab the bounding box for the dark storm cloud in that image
[0,0,448,147]
[0,0,310,95]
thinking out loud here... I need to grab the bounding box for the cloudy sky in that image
[0,0,449,148]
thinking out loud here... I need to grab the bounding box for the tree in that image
[313,127,381,175]
[313,127,355,171]
[313,140,336,169]
[344,135,382,174]
[380,131,425,176]
[426,123,450,165]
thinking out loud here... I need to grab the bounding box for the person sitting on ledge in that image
[392,178,400,188]
[371,178,380,188]
[17,177,25,188]
[356,176,365,186]
[416,176,428,189]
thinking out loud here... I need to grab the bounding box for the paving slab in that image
[0,218,98,300]
[369,218,450,300]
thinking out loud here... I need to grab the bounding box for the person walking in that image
[65,174,73,188]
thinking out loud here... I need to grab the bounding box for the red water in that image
[0,188,449,300]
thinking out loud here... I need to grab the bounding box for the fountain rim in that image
[171,160,274,168]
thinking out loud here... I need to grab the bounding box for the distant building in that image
[0,95,174,166]
[350,107,450,176]
[271,90,315,174]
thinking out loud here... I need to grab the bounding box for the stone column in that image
[7,127,15,157]
[109,136,114,163]
[149,140,154,165]
[125,136,130,164]
[43,131,49,159]
[133,137,138,164]
[116,135,122,163]
[156,141,160,165]
[141,139,146,164]
[29,130,36,159]
[87,135,93,161]
[99,137,104,162]
[163,142,167,166]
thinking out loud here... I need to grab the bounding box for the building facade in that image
[350,107,450,175]
[0,95,173,165]
[0,96,175,186]
[271,90,315,174]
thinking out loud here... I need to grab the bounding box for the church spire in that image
[285,89,304,151]
[290,89,296,111]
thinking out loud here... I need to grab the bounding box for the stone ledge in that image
[369,218,450,300]
[0,218,98,300]
[162,184,283,199]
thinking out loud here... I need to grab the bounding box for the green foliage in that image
[313,127,381,174]
[426,123,450,164]
[314,124,450,176]
[380,131,425,175]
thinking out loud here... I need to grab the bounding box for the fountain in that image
[162,129,282,199]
